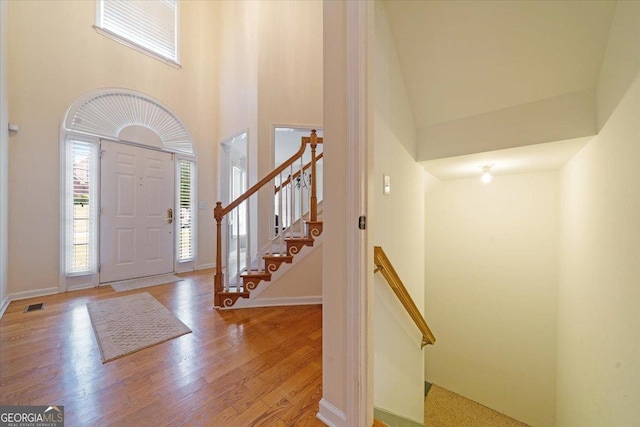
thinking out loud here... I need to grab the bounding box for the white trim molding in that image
[0,296,10,319]
[8,287,59,303]
[224,296,322,310]
[345,0,374,425]
[196,263,216,271]
[317,398,348,427]
[0,0,8,320]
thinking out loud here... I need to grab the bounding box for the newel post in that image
[309,129,318,222]
[214,201,224,307]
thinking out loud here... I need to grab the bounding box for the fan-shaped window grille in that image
[64,89,193,155]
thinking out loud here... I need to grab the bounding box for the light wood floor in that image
[0,269,324,426]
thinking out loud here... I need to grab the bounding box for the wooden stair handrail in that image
[274,152,324,194]
[373,246,436,348]
[214,130,322,307]
[217,136,318,219]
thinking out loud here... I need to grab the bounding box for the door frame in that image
[59,88,196,292]
[218,129,250,281]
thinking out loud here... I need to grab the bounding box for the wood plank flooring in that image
[0,269,324,426]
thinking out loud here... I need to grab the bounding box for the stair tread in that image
[285,236,314,241]
[263,253,293,258]
[241,270,270,277]
[218,289,250,296]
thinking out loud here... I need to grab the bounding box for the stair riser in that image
[221,223,323,308]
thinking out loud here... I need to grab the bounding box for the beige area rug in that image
[109,273,183,292]
[425,384,531,427]
[87,292,192,363]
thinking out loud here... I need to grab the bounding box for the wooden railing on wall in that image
[373,246,436,348]
[214,130,322,307]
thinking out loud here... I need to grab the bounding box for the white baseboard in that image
[175,266,195,274]
[227,295,322,310]
[67,282,95,292]
[9,287,59,302]
[197,263,215,270]
[0,295,10,318]
[317,398,347,427]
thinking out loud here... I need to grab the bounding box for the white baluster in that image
[236,206,240,289]
[279,171,284,256]
[224,218,233,292]
[299,155,304,237]
[244,197,250,276]
[290,164,295,242]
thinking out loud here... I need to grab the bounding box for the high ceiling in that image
[383,0,616,170]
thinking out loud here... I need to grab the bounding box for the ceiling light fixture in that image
[481,165,492,184]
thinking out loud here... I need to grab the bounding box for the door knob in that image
[165,208,173,224]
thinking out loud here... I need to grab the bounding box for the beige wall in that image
[218,0,258,143]
[0,0,8,311]
[373,2,426,423]
[7,1,218,296]
[257,246,322,300]
[425,172,559,427]
[255,0,323,250]
[418,89,597,161]
[557,2,640,425]
[596,1,640,131]
[217,0,322,302]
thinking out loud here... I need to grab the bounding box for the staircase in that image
[214,131,323,308]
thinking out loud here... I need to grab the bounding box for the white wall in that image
[0,0,9,314]
[7,1,218,297]
[556,2,640,425]
[372,2,426,423]
[425,172,559,427]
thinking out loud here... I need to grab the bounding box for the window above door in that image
[95,0,180,67]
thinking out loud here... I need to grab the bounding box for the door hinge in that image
[97,263,101,273]
[358,215,366,230]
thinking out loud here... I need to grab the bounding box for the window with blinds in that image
[67,141,97,275]
[178,160,195,261]
[95,0,179,64]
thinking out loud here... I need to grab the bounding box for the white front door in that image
[99,140,175,283]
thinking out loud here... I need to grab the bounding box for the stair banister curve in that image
[214,130,322,308]
[373,246,436,348]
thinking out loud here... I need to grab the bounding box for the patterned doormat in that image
[87,292,192,363]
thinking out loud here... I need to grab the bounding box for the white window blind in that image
[178,160,194,261]
[96,0,178,64]
[66,141,98,275]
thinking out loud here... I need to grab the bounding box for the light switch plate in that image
[198,202,207,210]
[383,174,391,195]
